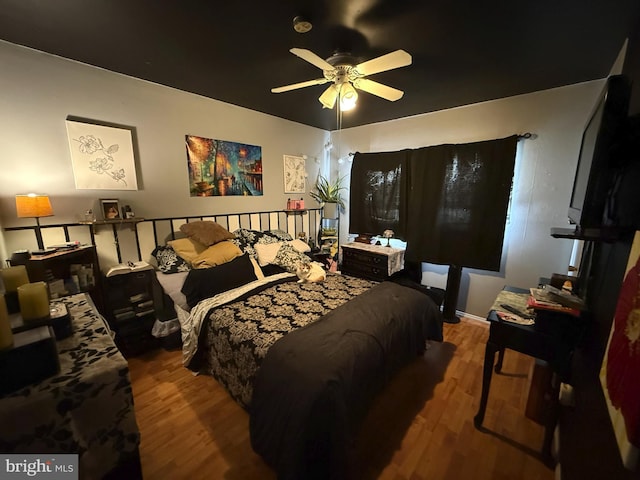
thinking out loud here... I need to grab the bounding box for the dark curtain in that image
[349,150,409,239]
[404,135,518,271]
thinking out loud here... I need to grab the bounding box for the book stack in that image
[528,287,581,317]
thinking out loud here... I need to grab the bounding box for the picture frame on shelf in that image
[100,199,121,220]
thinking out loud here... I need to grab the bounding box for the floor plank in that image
[127,318,554,479]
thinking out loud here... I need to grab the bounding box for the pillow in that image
[152,245,191,274]
[230,228,288,259]
[289,238,311,253]
[254,239,311,266]
[181,254,259,309]
[272,243,312,273]
[191,240,243,269]
[167,237,208,265]
[254,242,283,266]
[269,229,294,241]
[180,220,235,246]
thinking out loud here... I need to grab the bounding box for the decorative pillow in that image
[152,245,191,274]
[191,241,243,269]
[289,238,311,253]
[180,254,259,309]
[167,237,208,265]
[272,243,311,273]
[254,239,311,266]
[180,220,235,246]
[231,229,288,259]
[254,242,283,266]
[269,229,294,241]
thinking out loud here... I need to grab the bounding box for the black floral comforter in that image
[193,272,379,408]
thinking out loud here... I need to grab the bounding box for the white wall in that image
[0,40,328,248]
[332,82,606,317]
[0,38,619,318]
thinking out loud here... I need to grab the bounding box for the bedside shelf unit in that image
[341,243,405,281]
[25,245,103,312]
[318,204,339,256]
[103,269,158,357]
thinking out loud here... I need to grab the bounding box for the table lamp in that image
[15,193,53,251]
[382,229,394,247]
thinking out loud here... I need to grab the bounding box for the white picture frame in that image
[283,155,306,194]
[66,119,138,190]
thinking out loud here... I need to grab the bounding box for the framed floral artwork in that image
[283,155,306,193]
[66,119,138,190]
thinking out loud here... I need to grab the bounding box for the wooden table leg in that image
[474,340,499,428]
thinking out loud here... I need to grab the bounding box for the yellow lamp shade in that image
[15,194,53,218]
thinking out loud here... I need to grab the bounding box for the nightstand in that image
[25,245,103,313]
[340,243,405,281]
[103,270,159,357]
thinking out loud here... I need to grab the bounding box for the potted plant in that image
[310,175,347,218]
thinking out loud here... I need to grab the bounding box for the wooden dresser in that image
[340,242,405,281]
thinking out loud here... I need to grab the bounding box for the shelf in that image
[79,218,145,233]
[550,226,626,242]
[284,209,307,215]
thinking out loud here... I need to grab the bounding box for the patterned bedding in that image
[184,272,379,408]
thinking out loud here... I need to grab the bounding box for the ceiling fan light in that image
[339,82,358,111]
[319,84,339,109]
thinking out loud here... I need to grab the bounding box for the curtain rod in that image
[347,132,536,157]
[518,132,535,140]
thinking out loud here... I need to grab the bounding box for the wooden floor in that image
[127,318,555,480]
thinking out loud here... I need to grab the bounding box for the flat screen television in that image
[567,74,631,233]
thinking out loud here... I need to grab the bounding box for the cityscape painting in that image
[185,135,263,197]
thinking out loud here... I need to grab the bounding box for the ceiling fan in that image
[271,48,412,111]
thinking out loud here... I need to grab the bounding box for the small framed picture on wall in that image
[100,199,121,220]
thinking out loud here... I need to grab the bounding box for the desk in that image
[0,293,140,479]
[473,286,586,460]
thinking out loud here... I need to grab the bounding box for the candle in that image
[1,265,29,292]
[17,281,50,322]
[0,295,13,350]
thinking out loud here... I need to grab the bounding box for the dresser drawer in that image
[341,248,389,281]
[342,248,388,267]
[341,262,388,281]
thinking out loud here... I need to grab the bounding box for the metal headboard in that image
[3,208,323,272]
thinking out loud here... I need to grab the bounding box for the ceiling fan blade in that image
[353,78,404,101]
[271,78,329,93]
[290,48,335,71]
[354,49,412,76]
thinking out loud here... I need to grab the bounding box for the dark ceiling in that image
[1,1,638,131]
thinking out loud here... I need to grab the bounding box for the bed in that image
[152,220,444,479]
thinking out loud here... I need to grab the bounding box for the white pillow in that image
[254,239,311,266]
[254,242,283,266]
[289,238,311,253]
